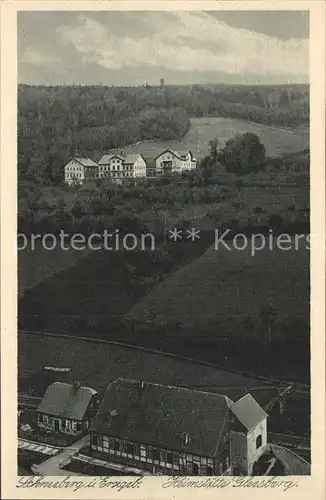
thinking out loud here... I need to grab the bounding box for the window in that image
[256,435,262,449]
[173,453,179,466]
[153,448,160,461]
[146,446,153,460]
[193,463,199,475]
[140,445,146,457]
[160,450,166,462]
[127,443,134,455]
[43,415,48,424]
[114,439,121,451]
[92,434,98,446]
[166,451,173,464]
[207,466,213,476]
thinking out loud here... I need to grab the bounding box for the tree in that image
[268,214,284,231]
[208,138,219,164]
[252,205,265,224]
[220,133,266,175]
[287,204,297,223]
[260,304,277,343]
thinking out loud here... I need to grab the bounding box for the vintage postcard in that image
[0,1,325,499]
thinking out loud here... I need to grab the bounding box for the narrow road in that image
[31,434,89,476]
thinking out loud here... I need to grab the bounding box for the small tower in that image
[160,78,164,88]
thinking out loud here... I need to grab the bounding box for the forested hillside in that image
[18,84,309,185]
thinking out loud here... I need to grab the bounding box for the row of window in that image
[99,172,136,178]
[66,173,85,178]
[92,435,217,470]
[159,162,194,167]
[66,165,82,172]
[99,165,146,171]
[40,415,83,432]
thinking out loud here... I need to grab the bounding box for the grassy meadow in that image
[126,241,309,334]
[123,117,309,160]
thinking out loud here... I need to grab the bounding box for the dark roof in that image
[142,156,156,169]
[37,382,97,420]
[74,158,98,168]
[228,393,267,430]
[90,378,233,457]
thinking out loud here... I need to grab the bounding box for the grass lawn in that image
[18,332,277,404]
[126,241,309,333]
[18,235,212,335]
[18,246,91,296]
[124,117,309,159]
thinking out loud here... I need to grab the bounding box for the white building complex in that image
[97,153,147,182]
[64,149,197,185]
[155,149,197,176]
[64,157,99,186]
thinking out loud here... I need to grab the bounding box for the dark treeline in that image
[18,83,309,185]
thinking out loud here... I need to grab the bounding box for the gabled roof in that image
[124,154,144,165]
[155,149,194,161]
[98,154,124,165]
[73,158,99,168]
[90,378,232,457]
[37,382,97,421]
[227,393,267,431]
[143,156,156,169]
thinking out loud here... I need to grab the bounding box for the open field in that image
[127,241,309,333]
[18,332,310,438]
[18,246,91,296]
[124,117,309,160]
[18,332,277,406]
[18,238,212,334]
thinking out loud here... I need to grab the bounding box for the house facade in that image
[37,382,101,436]
[98,154,147,182]
[89,378,267,476]
[155,150,197,176]
[64,157,99,185]
[97,154,124,181]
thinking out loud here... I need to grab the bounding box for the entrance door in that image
[54,420,60,431]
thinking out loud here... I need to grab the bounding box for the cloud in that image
[22,47,62,66]
[57,12,309,79]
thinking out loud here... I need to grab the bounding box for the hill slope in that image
[126,240,309,333]
[123,117,309,160]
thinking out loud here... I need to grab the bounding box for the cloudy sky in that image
[18,11,309,85]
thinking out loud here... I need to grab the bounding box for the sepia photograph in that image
[0,4,322,493]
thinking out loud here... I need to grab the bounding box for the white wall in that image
[229,418,267,476]
[64,159,84,184]
[246,418,267,475]
[133,156,147,178]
